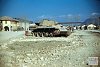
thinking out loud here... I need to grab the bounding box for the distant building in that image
[14,18,31,30]
[87,24,96,30]
[0,16,19,31]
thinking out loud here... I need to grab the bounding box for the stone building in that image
[0,16,19,31]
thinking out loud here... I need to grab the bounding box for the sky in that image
[0,0,100,22]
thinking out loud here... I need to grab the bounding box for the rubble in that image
[0,30,100,67]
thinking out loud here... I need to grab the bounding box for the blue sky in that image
[0,0,100,22]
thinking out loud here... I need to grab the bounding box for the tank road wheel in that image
[38,32,42,37]
[43,32,46,37]
[34,32,37,37]
[37,32,40,37]
[43,32,48,37]
[45,33,49,37]
[40,32,42,37]
[50,33,53,37]
[41,33,44,37]
[38,32,40,37]
[32,32,35,36]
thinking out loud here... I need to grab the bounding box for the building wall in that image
[2,21,11,31]
[11,21,18,31]
[1,20,30,31]
[18,21,30,30]
[1,20,18,31]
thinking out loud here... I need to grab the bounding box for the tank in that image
[29,19,69,37]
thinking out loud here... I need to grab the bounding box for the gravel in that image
[0,30,100,67]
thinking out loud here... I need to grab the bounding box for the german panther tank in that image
[29,19,68,37]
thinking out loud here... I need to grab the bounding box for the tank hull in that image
[30,27,68,37]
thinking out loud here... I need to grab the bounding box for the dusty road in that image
[0,31,24,41]
[0,30,100,67]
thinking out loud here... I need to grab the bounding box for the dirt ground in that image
[0,30,100,67]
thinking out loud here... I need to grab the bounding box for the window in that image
[5,21,7,24]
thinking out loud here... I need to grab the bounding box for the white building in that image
[0,16,19,31]
[87,24,96,30]
[0,16,31,31]
[14,18,31,31]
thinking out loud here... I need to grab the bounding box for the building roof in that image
[14,18,31,23]
[0,16,19,21]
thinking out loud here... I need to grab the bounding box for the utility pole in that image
[22,16,27,31]
[98,17,100,30]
